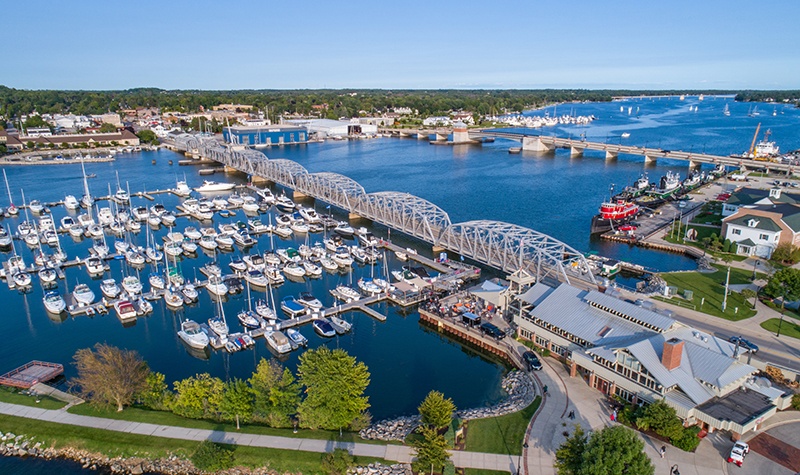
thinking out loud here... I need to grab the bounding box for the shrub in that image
[670,425,701,452]
[191,441,234,471]
[322,448,354,475]
[540,348,551,357]
[792,393,800,411]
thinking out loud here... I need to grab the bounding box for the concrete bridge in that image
[163,133,597,286]
[380,127,456,141]
[468,130,794,173]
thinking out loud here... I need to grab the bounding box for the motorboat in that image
[64,195,80,210]
[181,239,198,254]
[227,193,245,208]
[303,261,322,277]
[101,278,121,299]
[122,275,143,295]
[206,275,228,296]
[331,285,361,303]
[264,251,281,267]
[87,223,104,238]
[319,256,338,272]
[212,196,229,210]
[43,290,66,314]
[85,256,105,275]
[161,211,177,227]
[312,318,336,338]
[332,248,354,267]
[237,309,261,330]
[114,239,130,254]
[92,238,109,258]
[164,241,183,257]
[256,187,275,204]
[275,194,295,213]
[298,292,323,309]
[255,299,276,321]
[147,214,162,228]
[177,320,209,349]
[244,269,269,287]
[173,179,192,197]
[290,220,309,234]
[114,299,137,321]
[200,262,222,277]
[12,271,32,288]
[181,283,199,301]
[298,206,321,224]
[242,196,260,214]
[73,283,96,305]
[232,230,256,247]
[208,316,229,338]
[145,246,162,263]
[125,220,141,232]
[334,222,355,237]
[149,273,166,290]
[0,227,13,248]
[38,267,57,284]
[281,296,307,317]
[97,207,114,226]
[164,288,184,308]
[215,234,234,249]
[356,228,379,247]
[135,297,153,316]
[68,224,85,238]
[247,218,268,233]
[358,278,383,296]
[229,256,247,272]
[272,225,292,238]
[265,330,292,354]
[198,234,218,251]
[28,200,44,214]
[243,253,265,271]
[283,262,305,279]
[194,180,236,193]
[264,266,285,284]
[329,316,352,334]
[184,226,202,241]
[126,250,146,266]
[286,328,308,348]
[132,206,150,221]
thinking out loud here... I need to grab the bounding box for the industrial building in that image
[222,125,308,147]
[285,119,378,138]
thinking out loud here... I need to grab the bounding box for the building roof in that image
[726,187,800,207]
[695,388,775,426]
[726,214,782,232]
[517,282,555,306]
[583,291,676,332]
[736,238,756,247]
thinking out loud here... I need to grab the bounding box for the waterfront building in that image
[512,282,792,438]
[720,189,800,258]
[10,130,140,149]
[283,119,377,138]
[422,116,452,126]
[721,187,800,217]
[223,125,308,146]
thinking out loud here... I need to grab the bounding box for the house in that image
[722,187,800,217]
[721,202,800,258]
[512,282,787,438]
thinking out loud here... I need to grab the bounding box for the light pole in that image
[752,259,759,281]
[776,282,788,338]
[517,442,529,475]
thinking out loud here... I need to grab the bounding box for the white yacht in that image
[173,179,192,197]
[242,196,260,213]
[43,290,66,314]
[122,275,143,295]
[73,283,96,305]
[114,299,138,321]
[206,275,228,296]
[265,330,292,354]
[84,256,105,275]
[244,269,269,287]
[297,292,323,309]
[178,320,209,349]
[298,206,322,224]
[64,195,80,210]
[101,278,121,299]
[286,328,308,348]
[194,180,236,193]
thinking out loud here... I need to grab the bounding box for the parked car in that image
[479,322,505,340]
[522,351,542,371]
[727,441,749,467]
[729,336,759,354]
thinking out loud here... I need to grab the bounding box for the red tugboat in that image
[590,197,640,234]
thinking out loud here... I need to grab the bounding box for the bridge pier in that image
[688,160,701,169]
[570,146,584,157]
[644,154,658,164]
[250,175,270,185]
[432,245,446,256]
[521,137,554,152]
[348,212,364,221]
[605,151,618,160]
[434,133,448,141]
[293,190,309,200]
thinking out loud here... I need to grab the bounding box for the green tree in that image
[136,371,173,410]
[418,390,456,430]
[220,378,253,429]
[136,129,159,145]
[190,440,234,471]
[572,425,653,475]
[554,425,586,475]
[321,448,354,475]
[634,400,683,441]
[98,122,118,133]
[763,267,800,301]
[722,238,732,253]
[792,393,800,410]
[411,426,450,474]
[26,140,34,149]
[297,347,370,432]
[172,373,224,420]
[770,243,795,264]
[23,115,48,129]
[249,359,300,427]
[71,344,149,412]
[740,288,757,310]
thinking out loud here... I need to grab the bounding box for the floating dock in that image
[0,361,64,389]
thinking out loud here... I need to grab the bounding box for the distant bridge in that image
[163,133,596,286]
[468,130,793,173]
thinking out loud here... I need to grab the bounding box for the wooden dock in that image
[0,361,64,389]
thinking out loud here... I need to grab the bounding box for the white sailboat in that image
[80,154,94,209]
[3,169,18,216]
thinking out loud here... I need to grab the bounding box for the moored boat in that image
[312,318,336,338]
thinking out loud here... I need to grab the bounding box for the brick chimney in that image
[662,338,684,371]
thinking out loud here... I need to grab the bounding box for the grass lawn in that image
[0,387,66,410]
[68,404,391,445]
[760,318,800,340]
[464,470,511,475]
[463,397,541,456]
[0,413,387,474]
[659,265,763,321]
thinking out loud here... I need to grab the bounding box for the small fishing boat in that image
[329,316,352,334]
[286,328,308,348]
[312,318,336,338]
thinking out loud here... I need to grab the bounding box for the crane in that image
[748,123,762,160]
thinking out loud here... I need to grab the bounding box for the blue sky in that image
[3,0,798,90]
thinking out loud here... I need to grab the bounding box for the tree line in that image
[1,86,782,120]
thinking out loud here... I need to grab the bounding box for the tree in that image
[418,390,456,430]
[23,115,48,129]
[770,243,796,264]
[190,440,234,472]
[296,347,370,432]
[634,400,683,441]
[172,373,224,420]
[740,288,757,310]
[763,267,800,301]
[249,359,300,427]
[573,425,653,475]
[136,129,159,145]
[98,122,118,133]
[322,448,354,475]
[136,371,173,410]
[71,344,149,412]
[220,378,253,429]
[411,425,450,474]
[554,425,587,475]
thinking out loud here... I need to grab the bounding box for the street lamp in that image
[670,465,680,475]
[517,442,529,475]
[752,260,759,281]
[776,282,788,338]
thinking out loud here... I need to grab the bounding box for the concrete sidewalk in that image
[0,401,515,471]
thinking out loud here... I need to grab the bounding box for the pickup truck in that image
[726,441,750,467]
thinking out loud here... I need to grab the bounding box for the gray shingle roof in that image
[726,214,782,232]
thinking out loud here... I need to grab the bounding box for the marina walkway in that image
[0,401,516,472]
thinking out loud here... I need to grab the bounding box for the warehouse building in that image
[286,119,378,138]
[222,125,308,147]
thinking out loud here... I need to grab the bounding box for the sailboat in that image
[80,155,94,209]
[208,293,230,339]
[3,170,18,216]
[723,104,730,116]
[113,171,129,203]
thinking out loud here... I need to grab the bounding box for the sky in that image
[3,0,799,90]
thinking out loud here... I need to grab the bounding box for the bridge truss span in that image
[438,220,596,285]
[295,172,366,211]
[354,192,452,244]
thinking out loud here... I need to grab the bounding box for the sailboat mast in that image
[3,169,13,205]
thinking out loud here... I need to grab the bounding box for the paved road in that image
[0,401,515,471]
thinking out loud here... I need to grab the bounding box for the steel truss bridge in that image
[164,134,596,285]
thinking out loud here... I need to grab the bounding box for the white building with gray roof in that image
[514,282,784,437]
